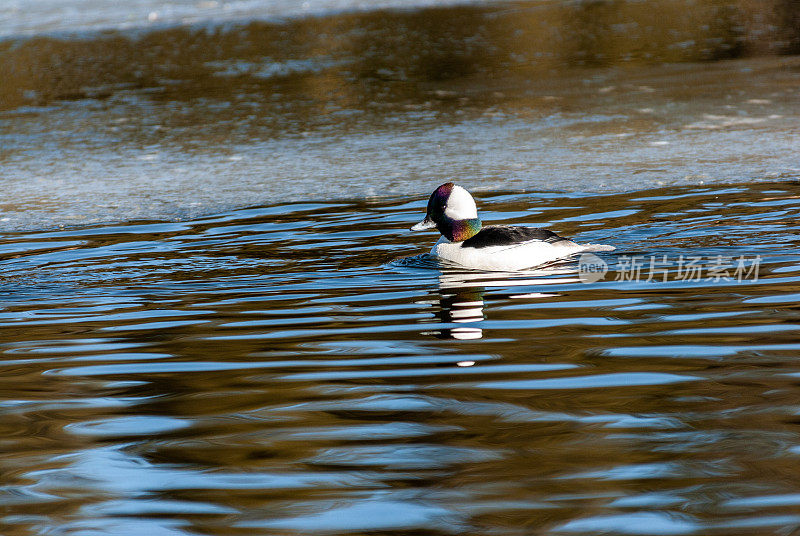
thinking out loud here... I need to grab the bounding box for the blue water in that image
[2,182,800,535]
[4,1,800,534]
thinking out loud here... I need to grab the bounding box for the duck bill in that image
[411,217,436,231]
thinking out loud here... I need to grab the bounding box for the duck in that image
[410,182,614,271]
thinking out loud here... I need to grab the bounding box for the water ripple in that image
[2,182,800,535]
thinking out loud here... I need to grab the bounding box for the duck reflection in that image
[433,266,581,340]
[437,276,485,340]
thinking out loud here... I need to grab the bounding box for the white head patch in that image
[444,185,478,220]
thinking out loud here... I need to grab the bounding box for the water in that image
[2,0,800,230]
[3,1,800,533]
[0,0,503,38]
[2,181,800,535]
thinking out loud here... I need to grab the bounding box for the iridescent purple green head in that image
[410,182,483,242]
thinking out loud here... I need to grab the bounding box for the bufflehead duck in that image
[411,182,614,271]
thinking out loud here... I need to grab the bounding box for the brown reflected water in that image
[2,5,800,531]
[3,0,800,110]
[1,181,800,535]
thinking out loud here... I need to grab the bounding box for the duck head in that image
[411,182,482,242]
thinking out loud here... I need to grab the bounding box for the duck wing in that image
[461,225,569,249]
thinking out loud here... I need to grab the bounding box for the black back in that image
[461,225,568,249]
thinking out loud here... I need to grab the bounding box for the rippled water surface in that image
[2,182,800,535]
[4,0,800,533]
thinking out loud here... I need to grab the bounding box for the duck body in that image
[430,225,611,271]
[411,183,614,271]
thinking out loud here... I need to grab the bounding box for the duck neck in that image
[438,217,482,242]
